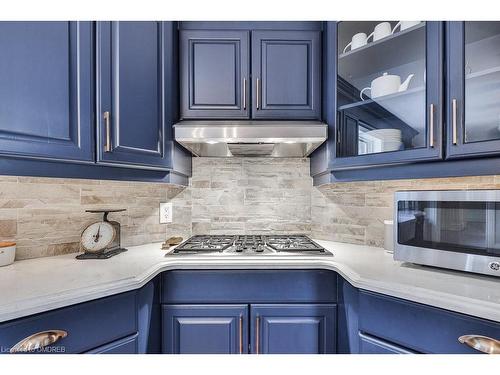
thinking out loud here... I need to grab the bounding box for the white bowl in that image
[0,242,16,267]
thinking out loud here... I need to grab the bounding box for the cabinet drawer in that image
[359,290,500,354]
[86,333,138,354]
[162,270,337,304]
[358,332,415,354]
[0,292,137,354]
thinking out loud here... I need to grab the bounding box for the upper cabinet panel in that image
[332,21,443,169]
[0,22,93,161]
[180,30,250,119]
[252,30,321,119]
[447,22,500,158]
[97,21,171,169]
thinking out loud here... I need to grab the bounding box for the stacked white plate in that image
[363,129,403,153]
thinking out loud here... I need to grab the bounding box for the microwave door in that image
[427,205,440,243]
[486,202,500,252]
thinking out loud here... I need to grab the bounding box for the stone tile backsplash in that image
[0,177,189,260]
[311,175,500,247]
[190,158,312,235]
[1,157,499,260]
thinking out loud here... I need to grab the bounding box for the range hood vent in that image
[174,120,328,157]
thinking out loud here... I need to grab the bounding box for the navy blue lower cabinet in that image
[0,292,137,354]
[136,281,155,354]
[0,21,93,162]
[96,21,173,170]
[359,290,500,354]
[358,332,416,354]
[86,334,139,354]
[162,305,248,354]
[161,270,337,304]
[250,304,337,354]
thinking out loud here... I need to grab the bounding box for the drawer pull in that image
[458,335,500,354]
[10,330,67,353]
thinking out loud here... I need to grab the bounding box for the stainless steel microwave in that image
[394,190,500,277]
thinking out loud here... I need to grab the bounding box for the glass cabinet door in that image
[333,21,443,169]
[447,21,500,158]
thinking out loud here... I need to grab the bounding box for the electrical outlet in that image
[159,202,173,224]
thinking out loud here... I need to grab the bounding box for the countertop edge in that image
[1,256,499,324]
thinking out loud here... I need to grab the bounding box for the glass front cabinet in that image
[447,22,500,159]
[332,21,444,170]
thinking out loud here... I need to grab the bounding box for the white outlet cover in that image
[159,202,173,224]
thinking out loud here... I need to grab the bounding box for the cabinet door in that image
[333,21,443,170]
[180,30,250,119]
[252,31,321,119]
[447,22,500,158]
[0,22,93,162]
[250,304,336,354]
[97,21,171,169]
[162,305,248,354]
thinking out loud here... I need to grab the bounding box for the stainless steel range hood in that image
[174,120,327,157]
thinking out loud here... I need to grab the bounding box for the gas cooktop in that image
[167,235,332,256]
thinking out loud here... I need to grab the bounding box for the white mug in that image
[343,32,368,53]
[369,22,392,42]
[392,21,421,34]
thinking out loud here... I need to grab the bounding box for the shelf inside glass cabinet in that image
[338,22,426,80]
[338,86,425,111]
[337,86,426,157]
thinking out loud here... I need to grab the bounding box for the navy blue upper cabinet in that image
[162,305,248,354]
[251,31,321,119]
[0,22,93,162]
[331,21,444,170]
[446,22,500,159]
[97,21,172,170]
[178,24,322,120]
[250,304,336,354]
[180,30,250,119]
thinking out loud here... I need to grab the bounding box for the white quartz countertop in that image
[0,239,499,323]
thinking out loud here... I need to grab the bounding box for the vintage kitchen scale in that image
[76,209,128,260]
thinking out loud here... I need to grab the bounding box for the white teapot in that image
[360,72,414,100]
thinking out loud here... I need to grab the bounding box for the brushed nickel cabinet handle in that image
[239,315,244,354]
[256,78,260,110]
[452,98,458,145]
[10,330,67,353]
[243,78,247,111]
[255,316,260,354]
[429,103,435,148]
[103,111,112,152]
[458,335,500,354]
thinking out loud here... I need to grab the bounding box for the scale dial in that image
[81,222,116,253]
